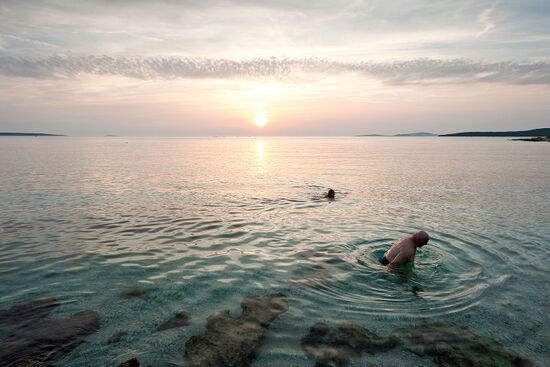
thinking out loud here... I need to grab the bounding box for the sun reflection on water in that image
[257,140,264,177]
[258,140,263,161]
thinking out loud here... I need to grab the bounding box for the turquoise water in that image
[0,136,549,366]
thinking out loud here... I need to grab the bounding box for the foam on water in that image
[0,137,549,366]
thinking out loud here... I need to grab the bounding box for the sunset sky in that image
[1,0,549,136]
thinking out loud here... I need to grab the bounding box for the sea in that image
[0,136,549,366]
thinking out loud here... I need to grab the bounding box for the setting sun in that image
[254,111,267,127]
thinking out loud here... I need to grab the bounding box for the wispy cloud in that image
[1,55,550,85]
[476,3,497,37]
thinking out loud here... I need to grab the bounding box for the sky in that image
[1,0,549,136]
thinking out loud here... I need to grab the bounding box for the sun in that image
[254,111,267,127]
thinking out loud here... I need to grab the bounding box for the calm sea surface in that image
[0,137,549,366]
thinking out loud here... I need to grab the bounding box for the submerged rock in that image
[155,310,191,332]
[289,249,347,290]
[117,357,151,367]
[120,287,149,300]
[6,361,55,367]
[185,293,289,367]
[0,310,100,366]
[0,296,60,331]
[391,321,535,367]
[301,320,534,367]
[301,322,396,366]
[107,330,128,344]
[288,266,333,290]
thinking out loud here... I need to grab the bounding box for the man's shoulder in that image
[394,237,412,248]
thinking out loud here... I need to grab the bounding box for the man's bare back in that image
[379,231,430,268]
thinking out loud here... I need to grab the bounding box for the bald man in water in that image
[379,231,430,268]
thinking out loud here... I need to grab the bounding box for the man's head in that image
[327,189,335,198]
[413,231,430,247]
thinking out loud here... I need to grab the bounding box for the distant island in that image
[440,128,550,137]
[395,132,437,136]
[0,132,65,136]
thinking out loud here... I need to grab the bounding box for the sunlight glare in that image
[258,140,263,161]
[254,111,267,127]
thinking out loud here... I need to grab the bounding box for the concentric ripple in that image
[287,223,513,319]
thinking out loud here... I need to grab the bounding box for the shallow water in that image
[0,136,549,366]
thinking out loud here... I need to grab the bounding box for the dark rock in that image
[391,321,535,367]
[0,296,60,332]
[0,310,100,366]
[301,320,534,367]
[117,357,151,367]
[107,331,127,344]
[185,293,288,367]
[118,358,141,367]
[301,322,396,366]
[155,311,191,332]
[120,287,149,300]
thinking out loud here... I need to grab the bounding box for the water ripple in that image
[1,137,549,366]
[283,224,511,319]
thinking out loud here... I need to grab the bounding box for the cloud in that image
[476,4,497,37]
[1,55,549,85]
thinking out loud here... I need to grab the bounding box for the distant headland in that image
[356,128,550,138]
[0,132,65,136]
[440,128,550,137]
[511,136,550,142]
